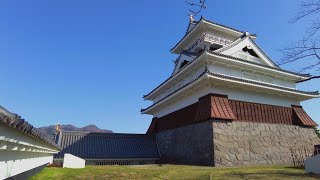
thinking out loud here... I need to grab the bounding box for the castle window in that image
[179,60,189,69]
[242,47,259,58]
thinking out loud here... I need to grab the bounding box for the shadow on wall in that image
[289,145,320,167]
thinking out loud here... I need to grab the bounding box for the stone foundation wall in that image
[156,120,214,166]
[213,120,320,166]
[156,119,320,166]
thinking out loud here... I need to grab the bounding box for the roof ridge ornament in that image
[55,122,61,132]
[189,15,195,23]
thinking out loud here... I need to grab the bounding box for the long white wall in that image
[0,125,59,179]
[0,151,53,179]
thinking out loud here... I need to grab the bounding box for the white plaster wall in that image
[0,125,59,179]
[152,61,296,106]
[180,54,194,61]
[305,154,320,174]
[187,31,234,51]
[172,54,195,75]
[63,153,85,169]
[181,20,243,52]
[154,85,300,118]
[221,37,276,67]
[0,151,53,179]
[207,64,296,89]
[0,126,59,153]
[153,66,205,103]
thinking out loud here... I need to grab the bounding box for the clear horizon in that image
[0,0,319,133]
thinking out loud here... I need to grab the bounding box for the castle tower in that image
[142,17,320,166]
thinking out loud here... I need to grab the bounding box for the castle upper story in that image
[142,17,319,117]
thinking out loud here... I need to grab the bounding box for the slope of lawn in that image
[31,165,319,180]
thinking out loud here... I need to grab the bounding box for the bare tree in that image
[185,0,207,17]
[280,0,320,81]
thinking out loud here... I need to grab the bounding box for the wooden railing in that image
[188,33,232,52]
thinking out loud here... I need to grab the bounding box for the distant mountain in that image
[38,124,113,138]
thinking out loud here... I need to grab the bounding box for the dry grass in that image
[30,165,320,180]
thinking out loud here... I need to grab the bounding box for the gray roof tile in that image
[54,131,160,159]
[0,106,60,149]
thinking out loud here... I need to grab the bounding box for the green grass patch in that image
[30,165,320,180]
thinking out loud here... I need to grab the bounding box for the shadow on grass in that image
[223,171,320,179]
[285,166,305,169]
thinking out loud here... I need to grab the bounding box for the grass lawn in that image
[31,165,319,180]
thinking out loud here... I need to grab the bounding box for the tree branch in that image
[291,0,320,23]
[298,61,320,72]
[280,38,320,73]
[280,1,320,80]
[185,0,207,16]
[297,75,320,82]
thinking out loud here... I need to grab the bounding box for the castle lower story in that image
[148,93,320,166]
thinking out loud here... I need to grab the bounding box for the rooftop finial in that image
[189,15,194,23]
[55,122,61,132]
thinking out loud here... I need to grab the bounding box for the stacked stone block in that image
[156,119,320,166]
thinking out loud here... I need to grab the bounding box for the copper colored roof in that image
[197,94,236,121]
[229,100,293,125]
[292,105,318,126]
[147,93,318,134]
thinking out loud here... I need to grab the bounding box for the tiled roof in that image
[143,50,310,100]
[214,34,246,53]
[206,69,318,95]
[214,34,280,68]
[0,106,60,149]
[142,68,319,113]
[143,51,203,99]
[147,93,318,134]
[171,16,256,52]
[195,94,236,121]
[207,50,310,77]
[200,17,257,37]
[229,100,294,125]
[292,105,318,126]
[54,131,160,159]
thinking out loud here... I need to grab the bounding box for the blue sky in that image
[0,0,319,133]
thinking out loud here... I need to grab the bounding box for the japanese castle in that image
[141,16,320,166]
[2,17,318,173]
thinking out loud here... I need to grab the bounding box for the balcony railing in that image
[188,33,232,51]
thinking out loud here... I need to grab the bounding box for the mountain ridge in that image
[38,124,113,138]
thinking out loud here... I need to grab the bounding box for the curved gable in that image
[219,36,278,68]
